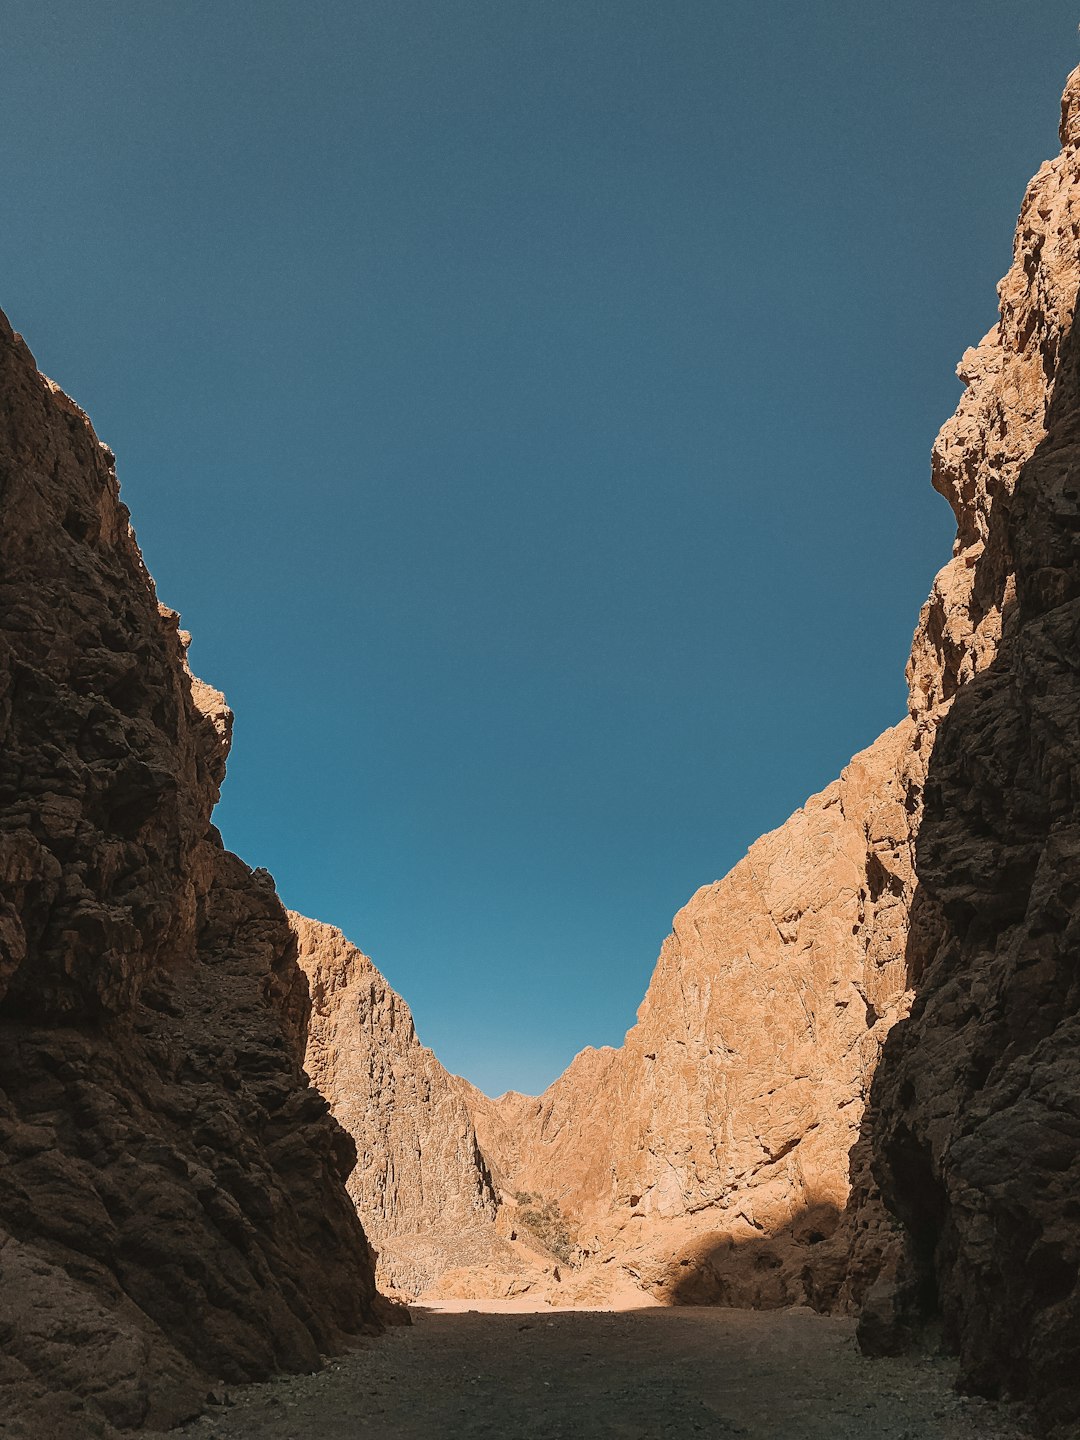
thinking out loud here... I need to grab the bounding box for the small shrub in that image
[515,1193,574,1265]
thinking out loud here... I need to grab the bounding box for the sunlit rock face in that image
[0,312,380,1438]
[460,722,916,1310]
[291,913,552,1297]
[291,721,919,1313]
[863,66,1080,1436]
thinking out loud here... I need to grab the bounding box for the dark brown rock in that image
[864,66,1080,1438]
[0,311,379,1436]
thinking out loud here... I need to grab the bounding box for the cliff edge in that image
[863,68,1080,1438]
[0,313,382,1437]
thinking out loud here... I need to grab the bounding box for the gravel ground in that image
[147,1303,1037,1440]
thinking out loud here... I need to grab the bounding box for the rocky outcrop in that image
[292,915,502,1289]
[291,914,572,1299]
[289,722,919,1312]
[460,722,916,1309]
[321,78,1080,1399]
[0,312,381,1438]
[862,70,1080,1436]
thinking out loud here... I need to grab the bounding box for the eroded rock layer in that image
[863,71,1080,1437]
[462,723,915,1309]
[291,914,561,1296]
[0,312,380,1438]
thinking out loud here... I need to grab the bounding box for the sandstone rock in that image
[0,311,380,1435]
[291,913,559,1296]
[460,723,915,1310]
[864,65,1080,1437]
[289,717,920,1313]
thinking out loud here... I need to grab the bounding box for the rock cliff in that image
[459,722,915,1310]
[0,312,381,1438]
[292,723,919,1313]
[290,914,560,1297]
[862,69,1080,1437]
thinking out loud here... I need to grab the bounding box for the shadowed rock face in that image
[863,70,1080,1437]
[0,312,379,1438]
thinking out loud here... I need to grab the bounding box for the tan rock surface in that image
[291,913,562,1298]
[460,722,915,1309]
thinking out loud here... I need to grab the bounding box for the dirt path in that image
[150,1303,1036,1440]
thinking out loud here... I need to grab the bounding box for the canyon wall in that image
[463,722,915,1308]
[291,913,563,1298]
[0,312,382,1439]
[3,53,1078,1440]
[286,717,918,1312]
[861,70,1080,1437]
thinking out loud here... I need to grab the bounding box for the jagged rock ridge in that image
[0,313,382,1438]
[863,68,1080,1438]
[291,914,565,1297]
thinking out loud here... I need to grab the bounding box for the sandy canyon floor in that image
[148,1302,1037,1440]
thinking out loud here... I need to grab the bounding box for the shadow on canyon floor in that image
[148,1303,1037,1440]
[664,1201,851,1311]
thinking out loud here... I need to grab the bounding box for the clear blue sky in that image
[3,4,1075,1095]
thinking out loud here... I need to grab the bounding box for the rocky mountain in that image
[463,722,915,1309]
[861,68,1080,1438]
[0,313,384,1439]
[290,913,561,1297]
[300,715,918,1318]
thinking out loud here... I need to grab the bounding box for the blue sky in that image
[3,4,1076,1094]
